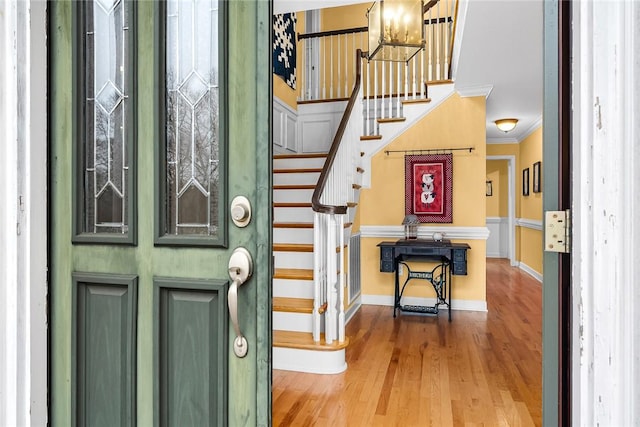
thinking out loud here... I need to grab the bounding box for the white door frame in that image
[486,155,516,266]
[0,1,48,425]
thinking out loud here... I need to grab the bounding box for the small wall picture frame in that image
[533,161,541,193]
[523,167,530,196]
[486,180,493,196]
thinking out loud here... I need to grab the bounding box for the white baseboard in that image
[361,294,488,312]
[518,262,543,283]
[345,295,362,324]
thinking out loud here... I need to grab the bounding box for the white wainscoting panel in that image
[273,96,298,154]
[486,217,509,258]
[297,100,347,153]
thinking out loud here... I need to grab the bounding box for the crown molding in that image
[456,84,493,99]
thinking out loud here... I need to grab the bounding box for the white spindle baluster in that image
[330,35,334,98]
[365,57,370,135]
[397,61,401,115]
[322,37,326,99]
[374,62,378,128]
[381,61,385,118]
[405,61,409,101]
[387,60,392,117]
[345,34,349,97]
[411,49,424,99]
[337,34,341,98]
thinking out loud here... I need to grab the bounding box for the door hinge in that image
[544,210,570,253]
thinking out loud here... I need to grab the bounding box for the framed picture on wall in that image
[523,167,530,196]
[404,154,453,223]
[533,161,541,193]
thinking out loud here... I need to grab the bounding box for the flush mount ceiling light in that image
[367,0,425,62]
[495,118,518,133]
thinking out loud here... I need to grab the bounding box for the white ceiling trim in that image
[487,137,519,144]
[456,84,493,99]
[518,115,543,141]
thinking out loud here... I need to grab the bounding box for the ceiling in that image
[274,0,544,144]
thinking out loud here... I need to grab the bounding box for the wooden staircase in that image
[271,84,451,375]
[272,153,350,374]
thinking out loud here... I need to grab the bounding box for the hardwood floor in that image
[272,259,542,426]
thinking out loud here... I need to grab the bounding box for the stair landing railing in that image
[311,49,366,345]
[298,0,457,134]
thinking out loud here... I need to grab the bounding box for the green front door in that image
[49,1,271,425]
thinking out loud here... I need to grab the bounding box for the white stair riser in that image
[274,251,314,269]
[272,278,314,299]
[274,157,326,169]
[273,227,314,244]
[273,172,320,186]
[272,347,347,374]
[273,188,314,203]
[273,311,314,333]
[274,207,314,223]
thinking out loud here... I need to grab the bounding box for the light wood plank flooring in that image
[272,258,542,426]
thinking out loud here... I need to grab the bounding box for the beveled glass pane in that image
[164,0,220,237]
[83,0,130,235]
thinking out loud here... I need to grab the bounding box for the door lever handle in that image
[228,247,253,358]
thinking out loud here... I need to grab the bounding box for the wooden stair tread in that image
[273,297,313,314]
[274,153,327,159]
[347,202,358,208]
[352,184,362,190]
[273,330,349,351]
[273,222,314,229]
[402,97,432,105]
[273,244,346,253]
[377,117,406,124]
[274,168,322,174]
[274,268,314,280]
[360,135,382,141]
[273,202,312,208]
[273,243,313,253]
[273,184,316,190]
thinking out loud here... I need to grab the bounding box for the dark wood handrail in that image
[298,27,368,41]
[312,49,366,215]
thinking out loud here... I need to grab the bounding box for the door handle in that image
[228,247,253,358]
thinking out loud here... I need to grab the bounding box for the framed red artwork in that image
[404,154,453,223]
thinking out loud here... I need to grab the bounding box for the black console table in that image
[377,239,470,320]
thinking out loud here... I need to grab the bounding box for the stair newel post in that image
[338,214,346,343]
[326,214,338,344]
[313,212,322,343]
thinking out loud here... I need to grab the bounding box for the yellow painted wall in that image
[321,3,368,31]
[486,160,508,217]
[518,127,543,274]
[359,93,487,302]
